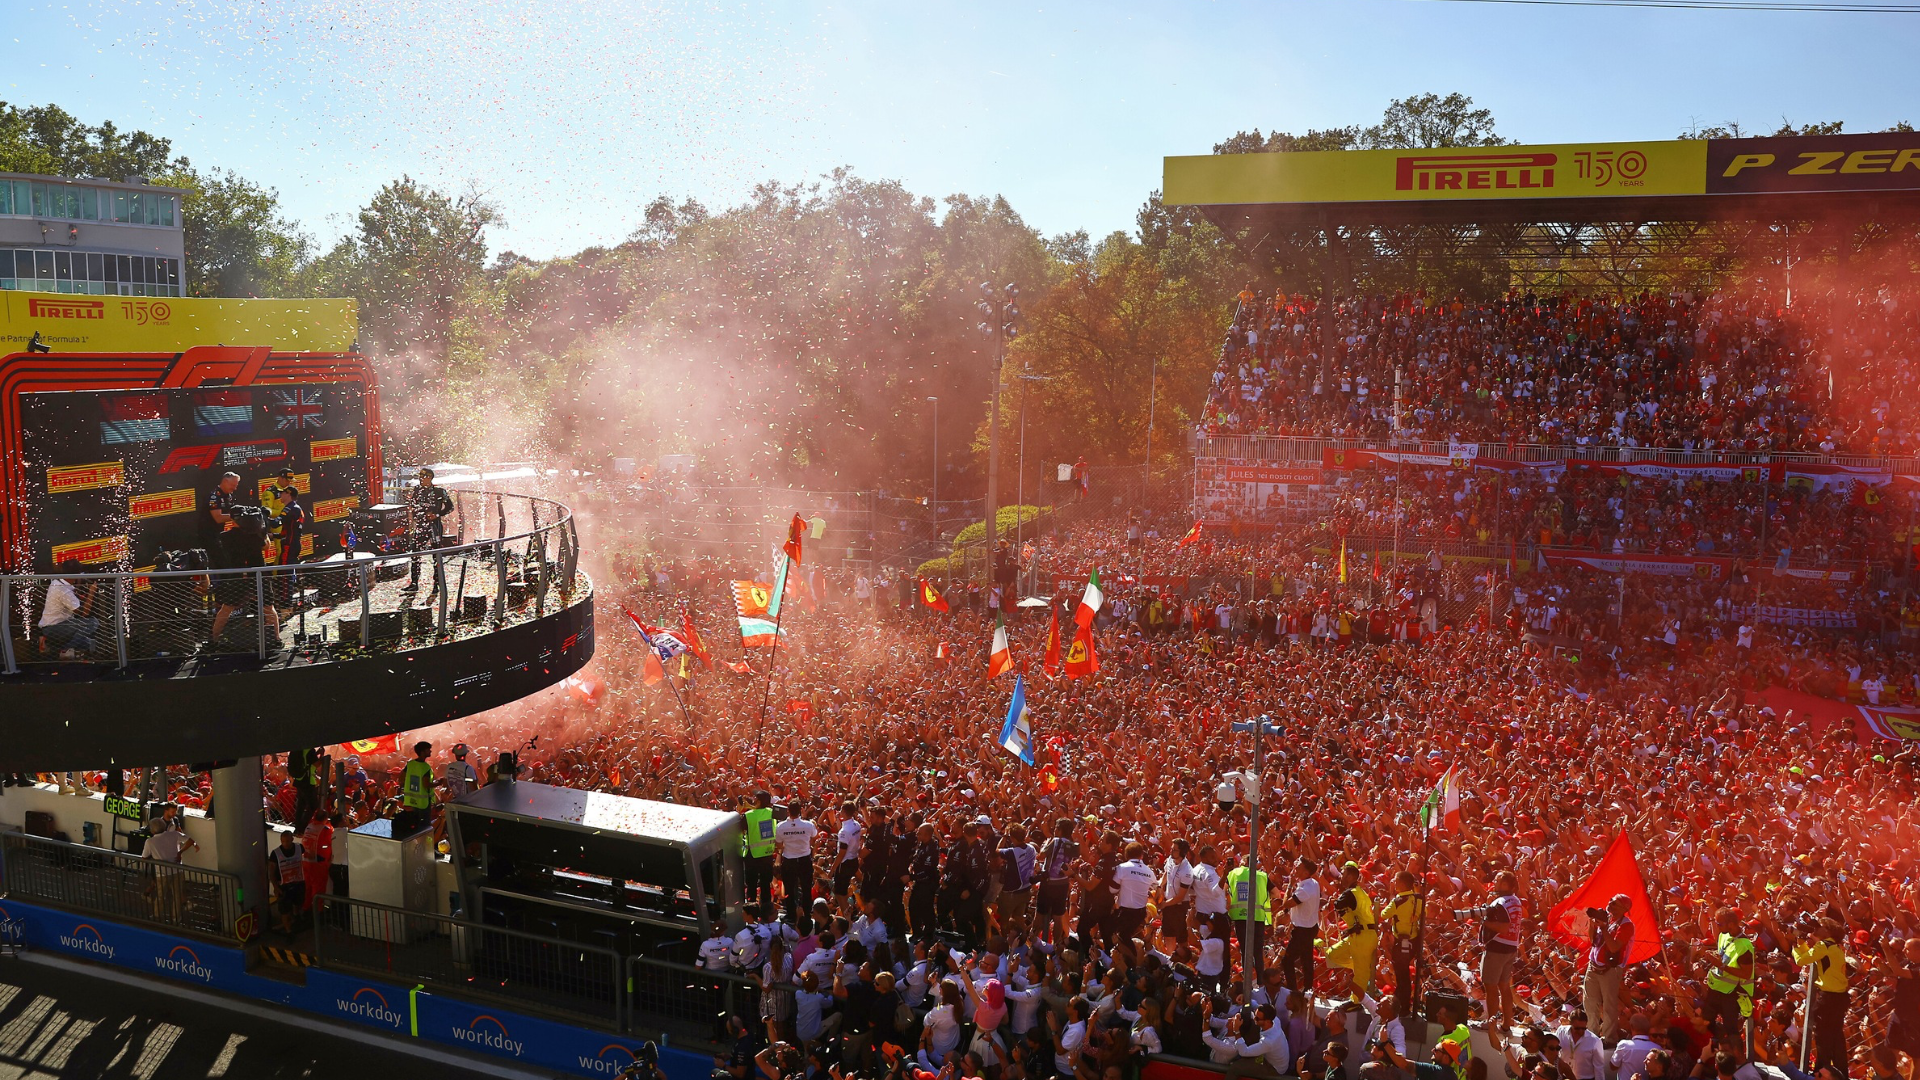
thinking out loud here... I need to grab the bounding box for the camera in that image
[1585,906,1608,922]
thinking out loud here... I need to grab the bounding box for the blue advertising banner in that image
[0,899,710,1080]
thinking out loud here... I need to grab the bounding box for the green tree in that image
[326,177,501,361]
[156,167,310,297]
[0,102,175,178]
[1361,92,1508,149]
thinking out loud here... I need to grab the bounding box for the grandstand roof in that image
[1165,131,1920,229]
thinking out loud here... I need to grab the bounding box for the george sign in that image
[102,794,143,821]
[129,488,197,520]
[311,436,358,462]
[0,294,357,354]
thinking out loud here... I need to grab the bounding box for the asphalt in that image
[0,954,561,1079]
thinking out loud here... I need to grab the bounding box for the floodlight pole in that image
[1232,714,1284,1004]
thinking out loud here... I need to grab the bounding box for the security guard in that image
[741,791,777,920]
[1790,916,1851,1077]
[397,741,435,836]
[1381,869,1424,1017]
[1327,860,1379,998]
[1703,907,1756,1042]
[1225,858,1272,969]
[1383,998,1471,1080]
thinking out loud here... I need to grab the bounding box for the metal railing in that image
[1,490,584,674]
[313,894,625,1029]
[1194,433,1920,474]
[628,956,762,1051]
[0,831,242,942]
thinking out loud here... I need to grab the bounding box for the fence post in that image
[435,554,448,635]
[494,545,508,624]
[2,576,17,674]
[359,561,372,648]
[534,533,548,616]
[114,575,129,669]
[255,570,268,659]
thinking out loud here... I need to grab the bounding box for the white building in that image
[0,173,187,298]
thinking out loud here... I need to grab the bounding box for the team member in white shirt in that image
[1191,844,1229,941]
[831,801,862,899]
[1194,921,1227,995]
[1282,856,1322,992]
[774,803,819,919]
[1160,839,1196,946]
[1113,842,1159,942]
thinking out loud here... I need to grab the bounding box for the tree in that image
[0,102,175,179]
[331,177,501,361]
[1213,127,1362,155]
[157,167,310,297]
[1361,92,1508,149]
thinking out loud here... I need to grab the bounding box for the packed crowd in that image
[192,508,1914,1080]
[1202,288,1918,456]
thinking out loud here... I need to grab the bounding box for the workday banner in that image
[0,898,250,990]
[411,993,706,1080]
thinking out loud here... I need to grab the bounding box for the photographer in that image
[207,485,280,649]
[620,1041,666,1080]
[37,560,100,659]
[1582,895,1635,1042]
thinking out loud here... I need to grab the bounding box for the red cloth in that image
[1545,831,1662,968]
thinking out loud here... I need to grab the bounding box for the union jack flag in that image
[270,388,326,431]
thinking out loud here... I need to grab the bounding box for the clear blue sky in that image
[11,0,1919,260]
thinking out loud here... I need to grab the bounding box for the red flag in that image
[1042,607,1062,678]
[1545,832,1663,969]
[1176,521,1203,548]
[642,651,666,685]
[919,577,950,613]
[1064,621,1099,678]
[727,659,753,674]
[340,734,400,756]
[785,514,806,564]
[682,609,713,670]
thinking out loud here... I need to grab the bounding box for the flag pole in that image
[753,555,791,773]
[665,660,698,734]
[1413,802,1431,1023]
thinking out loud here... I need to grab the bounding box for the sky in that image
[9,0,1920,261]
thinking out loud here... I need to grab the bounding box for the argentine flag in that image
[997,676,1034,765]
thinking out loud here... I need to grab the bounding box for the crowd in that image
[1202,287,1918,456]
[168,508,1911,1080]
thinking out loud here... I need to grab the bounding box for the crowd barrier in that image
[1193,433,1920,474]
[0,896,713,1080]
[0,832,241,942]
[315,894,626,1030]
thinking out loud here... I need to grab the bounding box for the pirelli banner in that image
[0,295,356,355]
[1164,131,1920,210]
[19,383,369,571]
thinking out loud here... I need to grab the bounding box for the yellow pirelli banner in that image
[1165,132,1920,208]
[129,487,197,520]
[1165,139,1708,206]
[47,460,125,494]
[313,494,360,523]
[0,295,357,354]
[52,534,130,565]
[310,436,358,462]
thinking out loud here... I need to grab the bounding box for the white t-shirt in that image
[1196,934,1226,976]
[775,818,819,859]
[1114,859,1157,909]
[836,818,863,862]
[1289,877,1322,928]
[1162,857,1194,903]
[1191,863,1227,915]
[39,578,80,628]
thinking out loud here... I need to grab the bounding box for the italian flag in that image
[1420,766,1462,832]
[988,614,1014,679]
[1074,568,1104,628]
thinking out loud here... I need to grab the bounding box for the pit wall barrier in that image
[0,897,711,1080]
